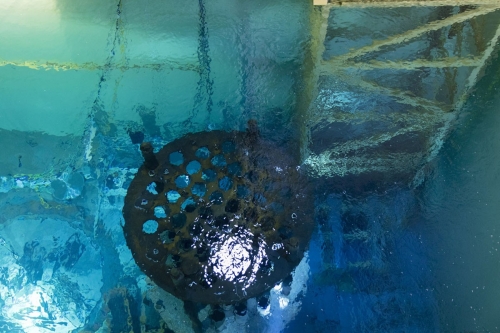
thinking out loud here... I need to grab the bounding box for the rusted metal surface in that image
[123,125,314,304]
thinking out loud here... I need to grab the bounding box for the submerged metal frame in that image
[303,1,500,186]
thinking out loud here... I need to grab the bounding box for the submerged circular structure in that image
[123,123,314,304]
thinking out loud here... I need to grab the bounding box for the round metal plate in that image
[123,129,314,304]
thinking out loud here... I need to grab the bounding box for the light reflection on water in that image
[209,230,267,289]
[0,1,500,332]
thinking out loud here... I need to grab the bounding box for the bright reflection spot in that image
[208,230,267,288]
[272,243,283,251]
[279,296,289,309]
[4,285,79,332]
[210,236,251,280]
[258,303,271,317]
[28,291,40,306]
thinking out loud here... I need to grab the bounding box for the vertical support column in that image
[295,4,330,162]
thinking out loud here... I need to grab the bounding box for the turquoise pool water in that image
[0,1,500,332]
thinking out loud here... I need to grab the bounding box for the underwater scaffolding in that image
[300,2,500,187]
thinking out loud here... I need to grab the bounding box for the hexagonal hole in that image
[211,154,227,167]
[175,175,190,189]
[169,152,184,166]
[142,220,158,234]
[202,169,217,182]
[166,190,181,203]
[154,206,168,218]
[209,191,223,205]
[195,146,210,159]
[218,176,233,191]
[192,183,207,197]
[227,162,242,176]
[181,197,197,212]
[186,160,201,175]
